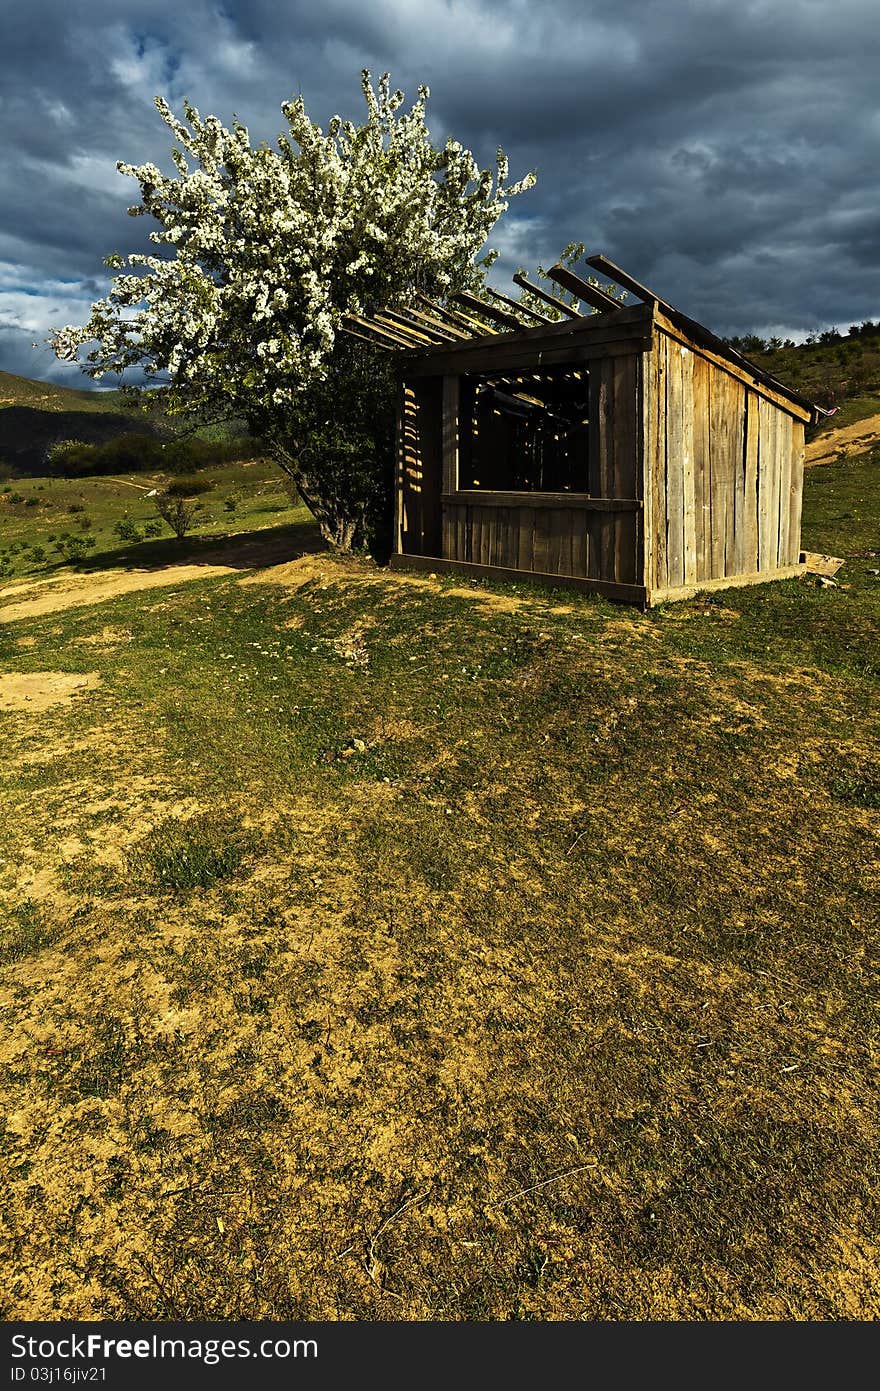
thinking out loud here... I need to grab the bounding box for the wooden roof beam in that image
[583,253,674,314]
[399,306,472,341]
[548,264,623,313]
[374,311,440,346]
[451,290,527,331]
[343,313,411,349]
[512,272,581,320]
[340,324,398,351]
[483,286,553,324]
[414,294,495,338]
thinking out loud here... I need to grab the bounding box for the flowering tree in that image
[51,72,535,549]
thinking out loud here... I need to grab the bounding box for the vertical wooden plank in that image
[639,339,655,593]
[787,420,806,565]
[479,508,491,567]
[612,354,639,583]
[517,506,534,571]
[653,336,668,591]
[588,357,615,579]
[464,505,473,564]
[726,377,745,575]
[777,412,793,566]
[532,513,551,574]
[442,376,459,559]
[692,355,711,581]
[708,365,732,577]
[757,398,775,572]
[742,392,760,574]
[665,338,685,589]
[680,347,697,584]
[455,504,465,564]
[395,379,408,554]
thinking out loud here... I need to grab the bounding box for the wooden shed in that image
[344,255,818,606]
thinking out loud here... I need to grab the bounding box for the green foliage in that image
[165,475,214,498]
[257,336,397,555]
[114,516,144,543]
[154,492,202,539]
[53,533,97,561]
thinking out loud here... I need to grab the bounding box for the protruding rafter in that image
[548,264,623,313]
[342,313,410,349]
[512,272,581,320]
[483,286,553,325]
[451,290,527,332]
[583,254,671,313]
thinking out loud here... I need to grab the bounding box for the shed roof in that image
[342,253,818,424]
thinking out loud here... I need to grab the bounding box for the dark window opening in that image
[458,365,590,493]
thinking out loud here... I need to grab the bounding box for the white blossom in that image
[49,70,536,423]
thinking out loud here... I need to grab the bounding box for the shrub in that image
[143,520,163,538]
[154,493,202,539]
[54,534,91,561]
[25,496,40,507]
[114,517,143,543]
[93,433,164,473]
[165,475,214,498]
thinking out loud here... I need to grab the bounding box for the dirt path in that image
[0,564,242,623]
[0,531,325,625]
[805,411,880,468]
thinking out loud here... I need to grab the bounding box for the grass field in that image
[0,461,309,580]
[0,448,878,1320]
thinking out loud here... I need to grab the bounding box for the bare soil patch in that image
[0,671,100,713]
[806,412,880,468]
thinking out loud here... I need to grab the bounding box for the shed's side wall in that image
[440,350,644,586]
[644,329,806,598]
[397,377,443,557]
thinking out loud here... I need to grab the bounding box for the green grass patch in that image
[127,813,261,892]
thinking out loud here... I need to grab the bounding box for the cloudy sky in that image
[1,0,877,386]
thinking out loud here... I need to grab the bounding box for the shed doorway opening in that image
[457,365,590,494]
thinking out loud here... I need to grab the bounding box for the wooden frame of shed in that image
[347,257,817,607]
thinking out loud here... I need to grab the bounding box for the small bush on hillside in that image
[54,534,96,561]
[165,475,213,498]
[114,517,143,543]
[154,492,202,540]
[95,433,164,473]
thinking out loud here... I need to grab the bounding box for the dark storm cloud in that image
[1,0,877,386]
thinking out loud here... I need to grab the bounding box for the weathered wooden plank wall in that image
[647,329,806,596]
[398,378,443,556]
[435,351,643,585]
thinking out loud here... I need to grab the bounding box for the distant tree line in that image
[725,321,879,354]
[46,432,257,478]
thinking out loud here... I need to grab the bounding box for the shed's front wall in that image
[643,328,806,601]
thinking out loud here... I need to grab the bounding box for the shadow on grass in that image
[47,519,326,578]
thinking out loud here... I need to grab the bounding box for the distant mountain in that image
[0,370,166,476]
[0,368,131,414]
